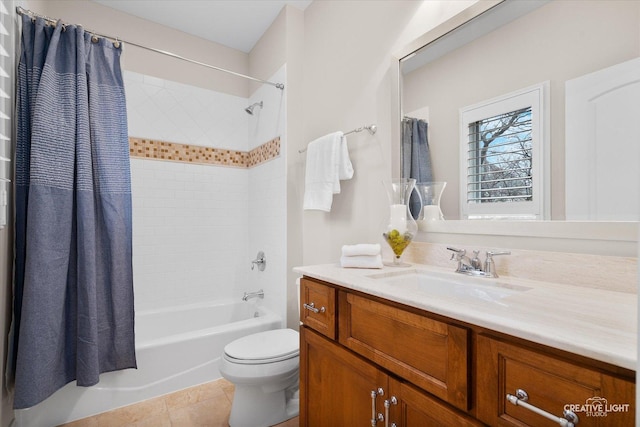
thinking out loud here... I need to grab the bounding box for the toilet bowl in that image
[220,328,300,427]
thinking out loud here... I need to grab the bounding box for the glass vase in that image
[416,182,447,221]
[381,178,418,267]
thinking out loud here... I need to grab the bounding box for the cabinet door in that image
[300,277,336,339]
[387,378,484,427]
[339,291,470,410]
[477,334,635,427]
[300,327,389,427]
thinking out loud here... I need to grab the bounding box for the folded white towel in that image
[303,132,353,212]
[340,254,383,269]
[341,244,381,257]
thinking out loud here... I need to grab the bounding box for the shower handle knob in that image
[251,251,266,271]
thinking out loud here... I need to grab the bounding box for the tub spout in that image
[242,289,264,301]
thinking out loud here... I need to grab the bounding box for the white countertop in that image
[293,263,637,371]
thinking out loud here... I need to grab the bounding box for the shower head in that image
[245,101,263,115]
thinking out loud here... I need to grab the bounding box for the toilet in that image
[220,328,300,427]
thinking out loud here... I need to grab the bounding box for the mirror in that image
[399,0,640,221]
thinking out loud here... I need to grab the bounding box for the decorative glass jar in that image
[416,182,446,221]
[381,178,418,266]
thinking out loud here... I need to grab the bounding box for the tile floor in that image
[58,378,299,427]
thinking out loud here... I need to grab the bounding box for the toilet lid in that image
[224,329,299,363]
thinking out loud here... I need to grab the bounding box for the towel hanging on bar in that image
[302,132,353,212]
[299,124,376,153]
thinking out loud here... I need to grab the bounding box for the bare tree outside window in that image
[467,107,532,204]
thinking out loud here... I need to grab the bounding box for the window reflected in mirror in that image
[460,82,547,220]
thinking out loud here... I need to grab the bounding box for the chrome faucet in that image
[447,247,474,273]
[242,289,264,301]
[447,247,510,278]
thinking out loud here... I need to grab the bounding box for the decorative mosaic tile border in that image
[248,137,281,167]
[129,136,280,169]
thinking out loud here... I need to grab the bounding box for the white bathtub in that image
[14,299,282,427]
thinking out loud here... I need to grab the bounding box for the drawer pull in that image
[384,396,398,427]
[371,388,384,426]
[507,389,579,427]
[303,302,325,314]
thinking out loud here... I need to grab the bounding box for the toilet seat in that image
[224,328,299,365]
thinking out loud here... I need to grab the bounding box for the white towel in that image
[341,244,381,257]
[340,254,383,269]
[336,134,354,190]
[303,132,353,212]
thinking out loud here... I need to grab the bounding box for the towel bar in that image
[299,124,377,153]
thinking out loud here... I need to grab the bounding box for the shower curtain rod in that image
[15,6,285,90]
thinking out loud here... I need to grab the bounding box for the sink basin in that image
[368,269,531,304]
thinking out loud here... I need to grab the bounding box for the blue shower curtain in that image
[9,15,136,409]
[402,117,433,218]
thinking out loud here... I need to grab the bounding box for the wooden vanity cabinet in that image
[299,276,636,427]
[476,334,635,427]
[300,277,476,427]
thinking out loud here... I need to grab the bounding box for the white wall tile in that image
[125,70,249,150]
[127,68,286,316]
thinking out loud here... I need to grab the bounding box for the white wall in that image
[247,65,288,321]
[28,0,249,98]
[298,1,474,266]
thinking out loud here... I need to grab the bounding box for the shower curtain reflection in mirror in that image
[402,117,432,218]
[8,15,137,409]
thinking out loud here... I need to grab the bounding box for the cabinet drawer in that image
[477,335,635,427]
[300,278,336,339]
[339,291,470,411]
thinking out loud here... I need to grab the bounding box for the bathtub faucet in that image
[242,289,264,301]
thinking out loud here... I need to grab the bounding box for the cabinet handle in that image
[370,388,384,426]
[507,389,579,427]
[303,302,325,314]
[384,396,398,427]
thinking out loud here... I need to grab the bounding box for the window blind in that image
[466,107,532,204]
[0,1,10,228]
